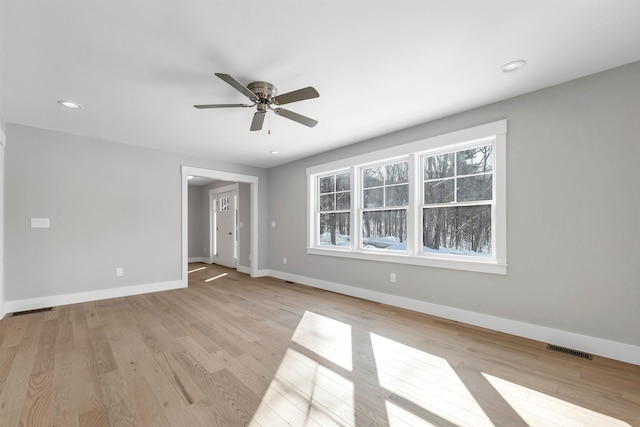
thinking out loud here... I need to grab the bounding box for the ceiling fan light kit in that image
[194,73,319,131]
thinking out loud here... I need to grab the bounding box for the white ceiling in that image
[1,1,640,168]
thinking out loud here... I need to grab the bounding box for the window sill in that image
[307,247,507,275]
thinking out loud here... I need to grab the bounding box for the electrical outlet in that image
[31,218,50,228]
[116,267,124,277]
[283,257,287,265]
[271,220,276,228]
[390,273,396,283]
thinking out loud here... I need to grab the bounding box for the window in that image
[361,160,409,251]
[219,196,230,212]
[318,172,351,247]
[307,120,507,274]
[422,145,493,256]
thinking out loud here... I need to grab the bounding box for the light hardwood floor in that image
[1,263,639,426]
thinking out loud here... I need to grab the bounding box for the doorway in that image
[181,166,260,282]
[210,186,238,268]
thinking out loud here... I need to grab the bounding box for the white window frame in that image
[420,140,495,259]
[307,120,507,275]
[314,170,352,249]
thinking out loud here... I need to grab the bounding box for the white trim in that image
[5,280,186,314]
[267,269,640,366]
[181,166,260,278]
[188,257,209,263]
[0,137,5,319]
[237,265,251,275]
[307,120,507,175]
[306,247,507,274]
[254,269,270,278]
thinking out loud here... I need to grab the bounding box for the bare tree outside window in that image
[361,161,408,250]
[319,172,351,246]
[423,145,493,256]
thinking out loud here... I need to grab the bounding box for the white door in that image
[214,191,235,268]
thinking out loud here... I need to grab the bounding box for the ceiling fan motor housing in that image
[247,81,277,102]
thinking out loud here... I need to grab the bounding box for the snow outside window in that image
[306,120,507,274]
[361,160,409,251]
[422,145,493,257]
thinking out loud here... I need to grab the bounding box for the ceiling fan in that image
[194,73,319,131]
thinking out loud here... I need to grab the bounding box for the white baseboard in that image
[254,269,270,278]
[5,279,187,314]
[188,257,209,263]
[268,269,640,366]
[237,265,251,275]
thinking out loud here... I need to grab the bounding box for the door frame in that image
[210,184,238,268]
[181,166,259,280]
[0,126,6,318]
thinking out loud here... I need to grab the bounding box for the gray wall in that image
[267,61,640,346]
[5,124,269,300]
[188,185,204,259]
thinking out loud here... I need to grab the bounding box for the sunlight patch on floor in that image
[204,273,227,282]
[292,311,353,371]
[250,348,354,426]
[370,333,492,426]
[483,373,631,426]
[252,312,629,427]
[188,266,206,273]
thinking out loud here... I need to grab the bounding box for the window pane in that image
[320,194,335,211]
[423,206,491,256]
[457,146,493,175]
[336,192,350,210]
[363,166,384,188]
[319,176,335,194]
[424,179,454,204]
[363,187,384,208]
[362,209,407,250]
[457,175,492,202]
[385,162,409,184]
[319,213,351,247]
[385,184,409,206]
[336,173,350,191]
[425,153,455,179]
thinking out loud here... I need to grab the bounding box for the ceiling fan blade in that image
[272,86,319,105]
[250,112,266,131]
[275,108,318,127]
[194,103,251,109]
[215,73,257,101]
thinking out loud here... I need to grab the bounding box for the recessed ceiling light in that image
[500,60,527,73]
[57,100,83,109]
[270,150,280,155]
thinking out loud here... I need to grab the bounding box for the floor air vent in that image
[546,344,593,360]
[11,307,54,317]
